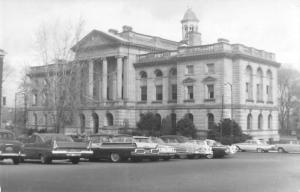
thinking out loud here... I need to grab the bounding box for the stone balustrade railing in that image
[137,42,275,63]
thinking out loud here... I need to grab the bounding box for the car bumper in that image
[158,152,176,157]
[0,152,25,158]
[51,150,93,158]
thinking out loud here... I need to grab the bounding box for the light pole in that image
[225,82,233,144]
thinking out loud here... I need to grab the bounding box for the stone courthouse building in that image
[27,9,280,140]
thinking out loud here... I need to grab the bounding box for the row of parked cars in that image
[1,129,299,165]
[0,129,239,165]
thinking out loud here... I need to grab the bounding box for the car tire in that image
[12,157,20,165]
[187,155,195,159]
[150,157,159,161]
[40,155,52,164]
[70,158,80,164]
[131,157,142,162]
[206,154,214,159]
[110,153,121,163]
[256,148,263,153]
[278,147,286,153]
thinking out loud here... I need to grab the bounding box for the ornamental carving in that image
[202,76,216,82]
[182,77,196,84]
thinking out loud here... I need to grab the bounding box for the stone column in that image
[123,57,128,100]
[102,58,107,101]
[88,60,94,99]
[116,56,123,100]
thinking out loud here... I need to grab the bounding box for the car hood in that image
[55,141,88,149]
[0,139,23,146]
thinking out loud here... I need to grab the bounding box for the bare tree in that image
[278,66,300,135]
[26,17,86,133]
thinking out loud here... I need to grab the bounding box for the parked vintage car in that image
[275,140,300,153]
[160,135,210,159]
[235,139,275,152]
[204,139,232,158]
[160,135,189,158]
[0,129,25,164]
[87,134,159,162]
[21,133,93,164]
[187,140,214,159]
[136,136,176,161]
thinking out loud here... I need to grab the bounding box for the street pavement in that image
[1,152,300,192]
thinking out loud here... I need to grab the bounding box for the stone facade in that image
[26,9,280,141]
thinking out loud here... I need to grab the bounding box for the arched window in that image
[154,69,163,101]
[140,71,147,101]
[92,113,99,133]
[268,114,272,129]
[207,113,214,129]
[185,113,193,123]
[140,71,147,79]
[44,114,48,129]
[169,68,177,101]
[154,69,163,78]
[33,113,38,129]
[171,113,176,129]
[155,113,162,131]
[258,114,263,130]
[256,68,263,101]
[106,112,114,126]
[266,70,273,102]
[247,113,252,130]
[79,114,85,133]
[245,66,253,100]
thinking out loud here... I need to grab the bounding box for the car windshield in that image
[111,136,133,143]
[134,138,150,143]
[89,136,111,143]
[40,134,73,142]
[150,137,165,144]
[161,138,179,143]
[195,140,205,145]
[0,132,14,140]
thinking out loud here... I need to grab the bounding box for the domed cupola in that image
[181,8,201,46]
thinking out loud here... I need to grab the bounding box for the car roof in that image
[0,129,14,134]
[133,136,149,139]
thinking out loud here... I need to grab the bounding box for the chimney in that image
[122,25,133,32]
[218,38,229,43]
[108,29,118,35]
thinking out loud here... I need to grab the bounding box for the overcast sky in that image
[1,0,300,106]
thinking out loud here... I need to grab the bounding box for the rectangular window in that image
[206,63,215,74]
[187,85,194,100]
[33,93,37,105]
[141,86,147,101]
[156,85,163,101]
[256,84,260,100]
[207,84,214,99]
[171,84,177,100]
[186,65,194,75]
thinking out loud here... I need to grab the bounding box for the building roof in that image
[181,8,199,23]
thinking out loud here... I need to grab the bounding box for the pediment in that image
[182,77,196,84]
[202,76,216,82]
[71,30,127,51]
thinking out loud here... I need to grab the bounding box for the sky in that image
[1,0,300,106]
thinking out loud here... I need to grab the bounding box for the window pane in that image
[207,85,214,99]
[156,85,163,100]
[172,84,177,100]
[141,86,147,101]
[207,63,215,74]
[187,86,194,99]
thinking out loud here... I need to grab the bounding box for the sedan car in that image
[275,140,300,153]
[0,129,25,164]
[140,136,176,161]
[187,140,213,159]
[235,139,275,152]
[204,139,231,158]
[86,134,159,162]
[21,133,93,164]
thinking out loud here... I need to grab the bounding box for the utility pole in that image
[0,49,6,129]
[225,82,233,144]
